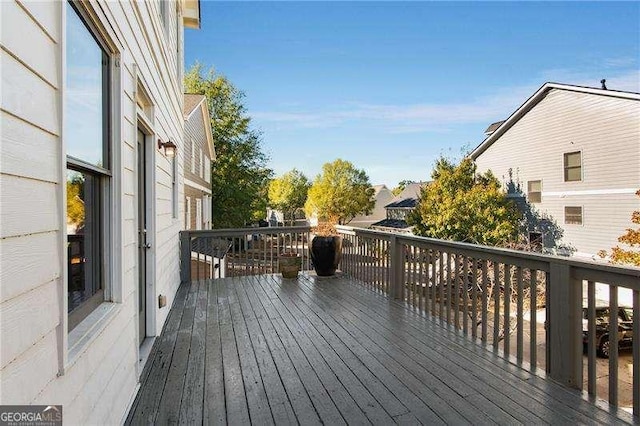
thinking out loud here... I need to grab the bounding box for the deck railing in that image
[337,225,640,416]
[179,224,639,416]
[180,226,312,281]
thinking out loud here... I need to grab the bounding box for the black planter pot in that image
[310,236,342,276]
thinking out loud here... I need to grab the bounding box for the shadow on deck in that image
[126,274,634,425]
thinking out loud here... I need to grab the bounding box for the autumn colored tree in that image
[392,180,415,196]
[599,189,640,266]
[66,174,85,231]
[305,159,375,225]
[268,169,311,225]
[409,157,520,246]
[185,63,272,228]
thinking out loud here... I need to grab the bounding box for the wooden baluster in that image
[609,285,619,406]
[481,260,488,344]
[530,270,538,369]
[504,264,511,357]
[471,259,478,340]
[587,280,596,397]
[516,267,524,364]
[463,256,469,335]
[438,251,444,321]
[493,262,500,352]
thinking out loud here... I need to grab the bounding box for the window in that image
[565,206,583,225]
[527,180,542,203]
[204,158,210,184]
[199,148,204,178]
[171,156,177,218]
[185,197,191,230]
[528,232,543,251]
[191,138,196,174]
[175,8,182,86]
[159,0,169,33]
[564,151,582,182]
[65,1,111,330]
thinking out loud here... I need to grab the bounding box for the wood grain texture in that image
[126,274,633,425]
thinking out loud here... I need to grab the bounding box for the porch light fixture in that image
[158,138,177,157]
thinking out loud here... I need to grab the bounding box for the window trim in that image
[527,180,542,203]
[564,206,584,225]
[65,0,114,332]
[172,155,178,219]
[563,150,582,182]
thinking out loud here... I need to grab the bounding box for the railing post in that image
[180,231,191,284]
[547,262,583,389]
[389,235,404,300]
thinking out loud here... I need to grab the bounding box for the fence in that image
[180,226,312,281]
[337,225,640,416]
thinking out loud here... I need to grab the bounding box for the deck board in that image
[126,274,636,425]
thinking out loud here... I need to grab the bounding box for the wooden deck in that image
[126,274,634,425]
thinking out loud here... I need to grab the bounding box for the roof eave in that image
[182,0,201,29]
[469,82,640,160]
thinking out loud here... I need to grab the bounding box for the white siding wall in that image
[474,89,640,257]
[0,0,187,423]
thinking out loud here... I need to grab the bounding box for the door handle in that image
[144,243,152,249]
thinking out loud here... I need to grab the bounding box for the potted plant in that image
[303,159,376,277]
[310,222,342,276]
[279,251,301,278]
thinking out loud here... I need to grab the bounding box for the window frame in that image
[527,180,542,203]
[563,151,582,182]
[172,155,178,219]
[65,1,113,331]
[564,206,583,225]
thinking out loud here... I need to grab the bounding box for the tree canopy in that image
[409,157,520,246]
[304,159,375,225]
[392,180,415,196]
[599,189,640,266]
[185,64,272,228]
[268,169,310,225]
[66,174,85,231]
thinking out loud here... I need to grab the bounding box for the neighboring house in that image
[371,182,429,233]
[184,93,215,230]
[0,0,200,423]
[350,184,396,228]
[471,82,640,259]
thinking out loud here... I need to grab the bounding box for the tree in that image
[409,157,520,246]
[599,189,640,266]
[268,169,310,225]
[305,159,375,225]
[185,63,272,228]
[67,174,85,231]
[392,180,415,196]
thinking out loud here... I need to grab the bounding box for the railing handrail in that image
[336,225,640,289]
[181,225,311,238]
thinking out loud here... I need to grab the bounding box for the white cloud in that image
[252,68,639,135]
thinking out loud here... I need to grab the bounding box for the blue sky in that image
[185,1,639,187]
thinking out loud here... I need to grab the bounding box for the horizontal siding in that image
[1,112,59,183]
[1,0,58,88]
[0,49,59,135]
[475,89,640,256]
[528,194,638,257]
[0,174,58,239]
[0,329,59,404]
[0,231,60,304]
[0,279,60,367]
[16,0,60,42]
[1,0,187,423]
[476,90,640,191]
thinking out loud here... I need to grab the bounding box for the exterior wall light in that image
[158,139,177,157]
